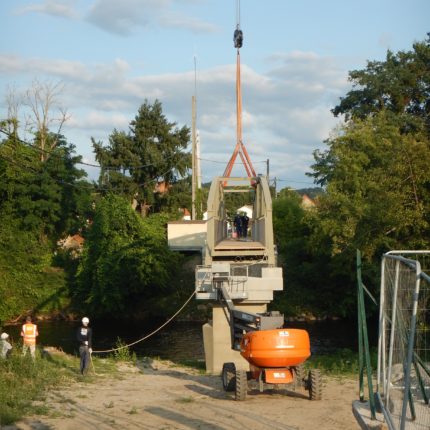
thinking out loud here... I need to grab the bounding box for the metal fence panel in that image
[378,253,430,430]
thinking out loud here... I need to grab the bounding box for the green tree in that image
[332,35,430,133]
[291,36,430,317]
[76,194,181,316]
[312,110,430,259]
[0,128,94,321]
[93,100,191,215]
[0,132,92,239]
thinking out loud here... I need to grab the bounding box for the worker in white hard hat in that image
[76,317,92,375]
[1,332,12,359]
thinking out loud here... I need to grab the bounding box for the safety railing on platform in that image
[377,251,430,430]
[195,264,248,298]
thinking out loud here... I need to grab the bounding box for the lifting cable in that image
[91,289,196,354]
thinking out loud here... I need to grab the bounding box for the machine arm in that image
[219,285,284,350]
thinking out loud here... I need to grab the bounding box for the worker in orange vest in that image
[21,315,39,359]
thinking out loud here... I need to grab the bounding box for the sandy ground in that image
[4,359,360,430]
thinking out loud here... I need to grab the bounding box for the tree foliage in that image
[0,133,92,238]
[332,35,430,133]
[0,127,94,322]
[75,194,182,316]
[272,36,430,318]
[93,99,191,215]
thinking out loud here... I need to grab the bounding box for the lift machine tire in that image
[235,369,248,401]
[222,362,236,392]
[308,369,322,401]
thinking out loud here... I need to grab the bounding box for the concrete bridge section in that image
[167,176,283,374]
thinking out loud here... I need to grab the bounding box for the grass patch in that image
[0,347,120,425]
[0,349,79,425]
[305,348,377,376]
[173,358,206,373]
[175,396,195,403]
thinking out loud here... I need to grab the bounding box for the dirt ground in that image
[4,359,360,430]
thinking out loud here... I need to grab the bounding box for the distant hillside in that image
[294,187,324,199]
[277,187,324,199]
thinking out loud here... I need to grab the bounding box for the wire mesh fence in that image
[378,252,430,430]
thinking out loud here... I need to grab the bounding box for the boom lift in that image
[218,282,321,401]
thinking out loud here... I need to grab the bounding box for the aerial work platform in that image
[167,175,284,373]
[194,176,284,373]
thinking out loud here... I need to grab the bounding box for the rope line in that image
[92,290,196,354]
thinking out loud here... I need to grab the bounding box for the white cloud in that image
[160,14,218,33]
[85,0,157,35]
[85,0,217,36]
[0,50,348,185]
[0,55,89,81]
[68,111,129,131]
[12,0,219,36]
[14,0,79,19]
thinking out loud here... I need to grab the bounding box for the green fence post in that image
[357,249,376,420]
[358,269,364,401]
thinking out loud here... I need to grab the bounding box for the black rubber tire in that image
[222,362,236,392]
[308,369,322,400]
[294,364,306,389]
[235,369,248,401]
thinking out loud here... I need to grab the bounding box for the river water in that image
[4,318,377,360]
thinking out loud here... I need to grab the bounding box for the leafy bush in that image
[111,337,136,362]
[75,194,182,317]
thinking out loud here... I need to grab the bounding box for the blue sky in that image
[0,0,429,187]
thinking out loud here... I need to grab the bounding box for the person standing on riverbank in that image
[77,317,92,375]
[21,316,38,359]
[1,332,12,358]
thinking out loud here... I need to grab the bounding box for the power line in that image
[198,157,266,164]
[0,151,181,193]
[276,178,316,185]
[0,128,270,171]
[0,128,189,170]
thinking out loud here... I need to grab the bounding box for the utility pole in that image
[191,55,197,220]
[196,130,202,189]
[266,158,269,178]
[191,94,196,220]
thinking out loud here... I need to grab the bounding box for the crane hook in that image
[234,26,243,49]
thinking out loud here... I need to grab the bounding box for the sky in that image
[0,0,429,189]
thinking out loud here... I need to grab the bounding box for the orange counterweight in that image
[240,328,311,368]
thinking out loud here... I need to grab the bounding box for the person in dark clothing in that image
[77,317,92,375]
[241,213,249,239]
[233,213,242,239]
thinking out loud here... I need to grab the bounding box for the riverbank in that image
[1,349,361,430]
